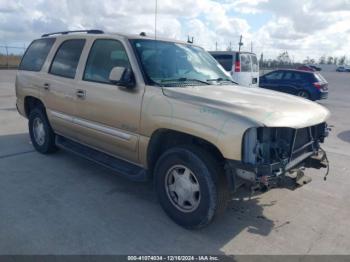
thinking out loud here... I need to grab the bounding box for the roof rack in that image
[41,30,104,37]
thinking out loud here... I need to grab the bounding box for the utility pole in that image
[250,41,253,53]
[229,41,232,51]
[238,35,243,52]
[5,45,8,69]
[215,41,218,51]
[154,0,158,40]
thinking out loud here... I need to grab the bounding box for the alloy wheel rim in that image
[297,91,308,98]
[165,165,201,213]
[33,117,46,146]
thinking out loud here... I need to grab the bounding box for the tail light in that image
[313,82,322,89]
[234,60,240,72]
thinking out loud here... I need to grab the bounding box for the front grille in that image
[290,124,323,161]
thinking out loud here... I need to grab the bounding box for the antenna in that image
[154,0,158,40]
[238,35,243,52]
[187,36,194,44]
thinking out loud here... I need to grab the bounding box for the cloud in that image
[229,0,350,59]
[0,0,349,61]
[0,1,22,13]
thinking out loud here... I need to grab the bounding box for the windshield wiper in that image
[161,78,210,85]
[207,78,238,85]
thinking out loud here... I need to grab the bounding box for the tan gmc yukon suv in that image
[16,30,330,228]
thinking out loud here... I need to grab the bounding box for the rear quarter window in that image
[314,73,327,82]
[303,73,319,82]
[19,38,56,71]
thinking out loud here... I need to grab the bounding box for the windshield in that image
[130,39,233,87]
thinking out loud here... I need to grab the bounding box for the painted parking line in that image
[0,150,35,160]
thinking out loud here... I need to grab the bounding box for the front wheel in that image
[154,145,229,229]
[28,108,57,154]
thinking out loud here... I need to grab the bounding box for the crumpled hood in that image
[162,85,330,129]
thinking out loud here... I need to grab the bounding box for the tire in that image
[154,145,230,229]
[28,107,57,154]
[296,90,310,99]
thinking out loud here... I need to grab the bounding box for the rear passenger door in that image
[280,71,300,95]
[41,38,86,140]
[73,38,144,163]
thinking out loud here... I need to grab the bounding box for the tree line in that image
[307,55,347,65]
[259,51,348,68]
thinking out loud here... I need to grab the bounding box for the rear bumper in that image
[319,91,328,100]
[313,90,328,100]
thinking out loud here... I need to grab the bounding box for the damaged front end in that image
[226,123,330,192]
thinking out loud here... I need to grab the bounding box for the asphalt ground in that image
[0,70,349,254]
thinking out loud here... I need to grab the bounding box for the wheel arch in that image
[24,96,45,117]
[147,129,225,174]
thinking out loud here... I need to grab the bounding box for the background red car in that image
[297,65,316,72]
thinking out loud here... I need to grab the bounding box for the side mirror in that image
[109,67,136,89]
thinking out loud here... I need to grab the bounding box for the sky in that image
[1,0,350,61]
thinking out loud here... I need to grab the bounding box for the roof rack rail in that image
[41,30,104,37]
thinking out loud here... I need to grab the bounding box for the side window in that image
[293,73,302,80]
[283,72,293,80]
[315,73,326,82]
[84,39,131,84]
[19,38,56,71]
[211,54,233,71]
[250,55,259,72]
[240,54,251,72]
[302,73,314,81]
[49,39,85,79]
[284,72,302,81]
[265,71,283,80]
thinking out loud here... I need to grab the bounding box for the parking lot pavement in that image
[0,70,350,254]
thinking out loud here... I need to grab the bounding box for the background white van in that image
[210,51,259,87]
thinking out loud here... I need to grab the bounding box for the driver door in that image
[73,39,144,163]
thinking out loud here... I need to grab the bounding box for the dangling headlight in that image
[242,128,258,164]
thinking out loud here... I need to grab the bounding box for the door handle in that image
[43,83,50,91]
[76,89,86,99]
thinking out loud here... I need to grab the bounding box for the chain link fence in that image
[0,45,26,69]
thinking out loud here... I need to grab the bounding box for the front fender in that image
[141,88,259,161]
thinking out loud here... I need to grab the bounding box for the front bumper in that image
[225,148,328,192]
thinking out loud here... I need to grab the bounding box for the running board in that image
[56,135,148,182]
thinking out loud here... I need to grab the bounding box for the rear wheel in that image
[154,145,230,229]
[29,107,57,154]
[296,90,310,99]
